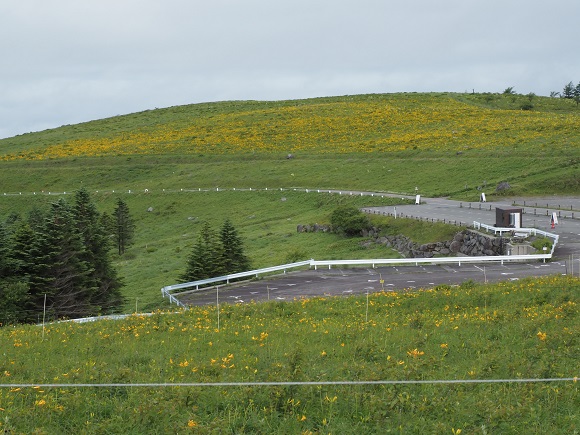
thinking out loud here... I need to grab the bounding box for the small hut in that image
[495,207,523,228]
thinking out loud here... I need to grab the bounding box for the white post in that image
[365,290,369,323]
[42,294,47,340]
[216,286,220,332]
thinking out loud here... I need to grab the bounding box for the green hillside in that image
[1,94,579,432]
[1,93,580,311]
[1,92,579,197]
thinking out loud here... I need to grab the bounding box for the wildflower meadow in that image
[0,275,578,433]
[1,93,579,161]
[0,92,579,433]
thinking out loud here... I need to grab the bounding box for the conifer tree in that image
[113,198,135,255]
[33,199,96,319]
[181,221,223,282]
[11,221,44,321]
[0,222,14,279]
[73,188,124,313]
[562,81,575,99]
[219,218,250,274]
[0,223,29,325]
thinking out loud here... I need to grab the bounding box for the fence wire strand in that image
[1,377,577,388]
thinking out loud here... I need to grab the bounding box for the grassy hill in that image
[1,92,579,197]
[0,93,579,432]
[1,92,579,312]
[1,275,578,433]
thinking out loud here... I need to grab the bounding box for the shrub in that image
[330,205,371,237]
[531,237,553,253]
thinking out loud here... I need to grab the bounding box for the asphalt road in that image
[175,194,580,307]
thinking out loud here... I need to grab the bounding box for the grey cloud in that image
[1,0,579,138]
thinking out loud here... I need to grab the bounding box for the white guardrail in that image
[473,222,559,255]
[162,223,560,306]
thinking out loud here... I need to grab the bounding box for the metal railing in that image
[161,261,313,305]
[472,222,559,255]
[162,222,559,305]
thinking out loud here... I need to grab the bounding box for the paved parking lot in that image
[178,259,578,306]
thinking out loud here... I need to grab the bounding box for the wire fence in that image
[1,377,578,389]
[2,187,580,213]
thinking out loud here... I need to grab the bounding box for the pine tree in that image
[73,188,124,314]
[0,222,14,279]
[11,221,44,321]
[562,81,575,99]
[0,223,30,325]
[33,199,96,319]
[219,218,250,274]
[113,198,135,255]
[181,221,223,282]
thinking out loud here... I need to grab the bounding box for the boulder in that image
[496,181,511,192]
[449,241,462,253]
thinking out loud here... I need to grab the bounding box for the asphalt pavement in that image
[363,195,580,257]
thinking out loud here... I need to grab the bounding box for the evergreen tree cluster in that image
[180,219,250,283]
[0,189,133,325]
[554,81,580,104]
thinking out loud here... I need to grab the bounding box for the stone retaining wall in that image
[297,224,508,258]
[374,230,507,258]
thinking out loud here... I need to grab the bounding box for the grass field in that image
[1,275,578,433]
[1,92,579,312]
[1,92,579,432]
[1,93,579,200]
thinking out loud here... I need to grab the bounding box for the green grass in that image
[1,92,579,199]
[1,275,578,433]
[0,93,579,432]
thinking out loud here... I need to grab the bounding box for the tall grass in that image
[1,275,577,433]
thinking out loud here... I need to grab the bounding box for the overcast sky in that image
[1,0,579,139]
